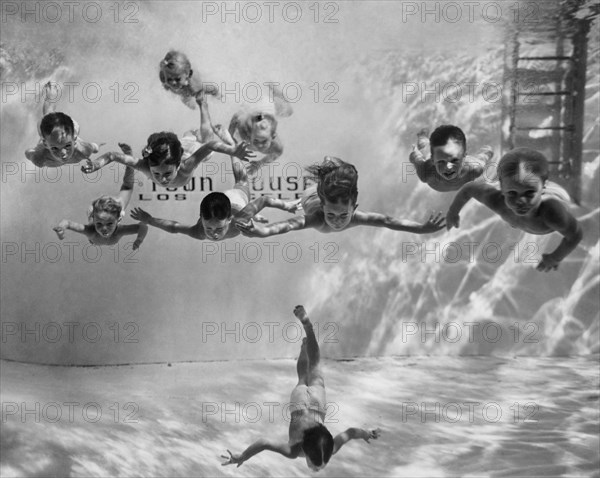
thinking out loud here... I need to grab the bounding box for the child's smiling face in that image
[432,139,465,180]
[322,199,356,230]
[93,211,119,237]
[500,169,544,216]
[44,126,76,162]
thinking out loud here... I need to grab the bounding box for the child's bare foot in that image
[203,83,220,97]
[293,305,310,325]
[284,199,302,214]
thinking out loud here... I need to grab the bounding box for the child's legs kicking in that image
[198,98,215,143]
[117,166,135,211]
[213,124,235,146]
[302,320,324,388]
[230,154,250,204]
[296,338,309,383]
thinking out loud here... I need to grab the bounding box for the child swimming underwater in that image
[221,305,381,470]
[236,156,445,237]
[53,165,148,249]
[26,81,100,168]
[446,147,583,272]
[408,125,494,192]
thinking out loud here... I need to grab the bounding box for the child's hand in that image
[130,208,152,223]
[284,199,302,214]
[52,225,65,240]
[81,159,103,174]
[234,142,256,162]
[132,239,143,250]
[235,218,266,237]
[118,143,133,155]
[537,254,560,272]
[421,212,445,233]
[221,450,244,467]
[446,210,460,230]
[293,305,308,322]
[362,428,381,443]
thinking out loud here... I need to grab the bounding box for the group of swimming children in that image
[24,50,584,470]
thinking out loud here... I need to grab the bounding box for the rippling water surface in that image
[1,357,599,477]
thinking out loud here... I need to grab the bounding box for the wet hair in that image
[144,132,183,167]
[159,50,192,88]
[39,112,75,138]
[430,125,467,153]
[498,147,549,183]
[305,157,358,206]
[90,196,122,220]
[302,424,334,468]
[200,192,232,220]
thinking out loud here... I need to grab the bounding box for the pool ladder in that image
[501,16,591,204]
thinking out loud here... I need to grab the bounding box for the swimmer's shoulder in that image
[25,144,51,167]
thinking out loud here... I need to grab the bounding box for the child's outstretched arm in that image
[227,113,241,141]
[116,166,136,211]
[332,428,381,455]
[53,220,87,240]
[81,147,145,174]
[196,93,215,143]
[246,138,284,175]
[180,140,255,176]
[236,215,307,238]
[409,144,427,166]
[351,211,445,233]
[130,207,200,238]
[537,200,583,272]
[407,129,432,183]
[236,196,300,222]
[221,439,295,467]
[111,224,148,250]
[131,223,148,250]
[446,182,499,230]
